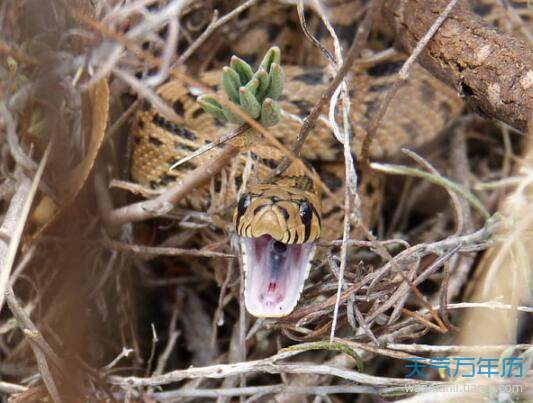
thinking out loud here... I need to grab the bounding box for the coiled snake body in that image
[131,1,463,317]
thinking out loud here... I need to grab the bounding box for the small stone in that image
[487,83,501,106]
[519,70,533,90]
[476,44,492,64]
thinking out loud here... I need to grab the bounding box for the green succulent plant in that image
[197,46,284,127]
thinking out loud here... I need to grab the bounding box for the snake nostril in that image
[273,240,287,254]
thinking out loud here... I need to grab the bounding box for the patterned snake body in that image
[131,2,463,317]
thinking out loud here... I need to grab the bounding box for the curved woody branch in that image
[383,0,533,132]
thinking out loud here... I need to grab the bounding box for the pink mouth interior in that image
[242,235,314,317]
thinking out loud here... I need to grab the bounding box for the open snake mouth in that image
[241,235,315,318]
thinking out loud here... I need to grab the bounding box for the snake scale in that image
[130,1,464,317]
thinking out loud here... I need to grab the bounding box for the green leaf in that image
[281,341,364,372]
[259,46,281,74]
[230,56,253,84]
[239,86,261,119]
[221,66,241,103]
[267,63,284,100]
[259,98,281,127]
[370,161,491,220]
[196,46,285,129]
[253,68,270,102]
[197,95,227,122]
[245,78,259,96]
[222,106,245,125]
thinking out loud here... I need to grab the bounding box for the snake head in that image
[233,184,321,318]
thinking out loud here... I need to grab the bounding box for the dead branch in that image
[146,376,533,400]
[104,145,239,227]
[272,0,379,177]
[0,145,50,312]
[150,384,382,399]
[0,381,28,394]
[361,0,460,164]
[0,179,31,287]
[108,350,439,388]
[5,287,62,403]
[178,0,259,63]
[282,215,499,323]
[99,240,236,259]
[382,0,533,132]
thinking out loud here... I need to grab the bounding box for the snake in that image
[130,0,464,317]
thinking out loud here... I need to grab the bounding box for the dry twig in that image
[361,0,460,164]
[5,287,62,403]
[272,0,378,177]
[108,350,439,388]
[0,144,50,311]
[178,0,259,63]
[105,145,239,227]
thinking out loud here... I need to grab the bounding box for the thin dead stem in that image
[0,144,50,312]
[105,145,240,227]
[272,1,378,177]
[360,0,460,164]
[178,0,259,63]
[5,287,62,403]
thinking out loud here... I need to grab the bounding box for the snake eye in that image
[237,194,251,217]
[298,201,315,243]
[299,201,312,225]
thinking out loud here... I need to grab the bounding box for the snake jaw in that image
[241,235,315,318]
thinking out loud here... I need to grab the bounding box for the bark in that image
[382,0,533,132]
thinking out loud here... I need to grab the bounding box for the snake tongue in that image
[241,235,315,318]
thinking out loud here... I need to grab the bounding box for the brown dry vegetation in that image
[0,0,531,402]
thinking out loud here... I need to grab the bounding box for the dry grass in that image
[0,0,531,402]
